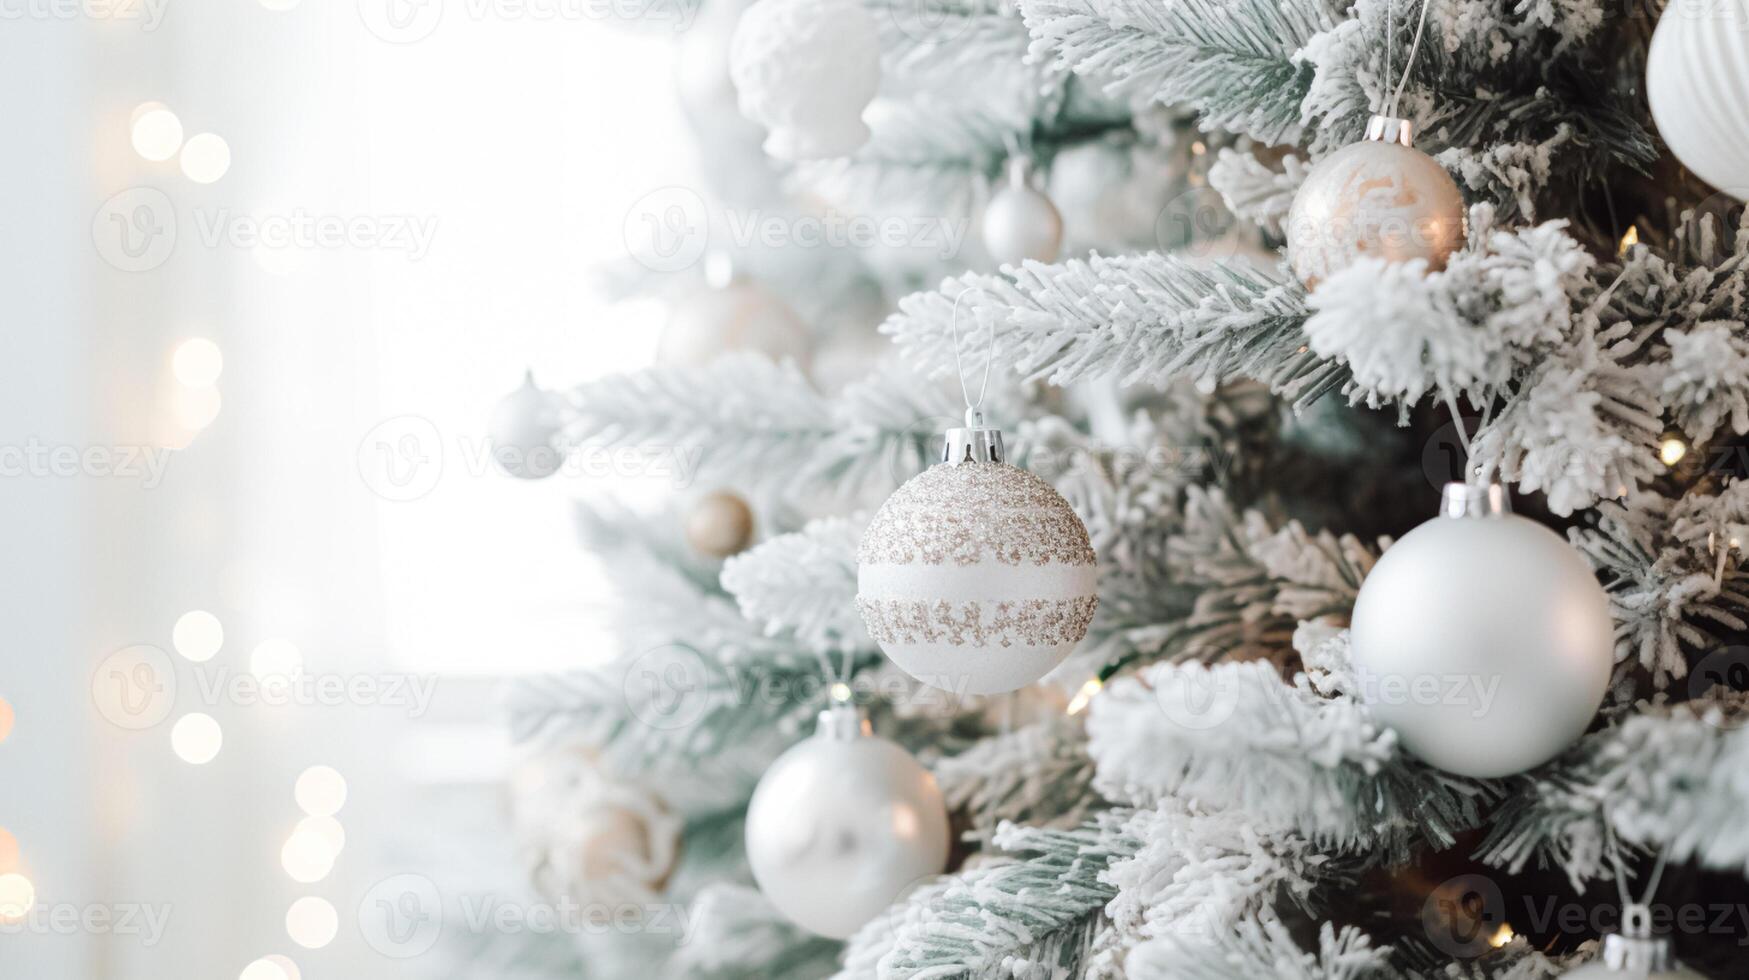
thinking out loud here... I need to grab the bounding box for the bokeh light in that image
[173,338,224,388]
[173,386,223,431]
[0,873,35,922]
[279,830,336,884]
[171,713,223,765]
[0,696,12,743]
[238,957,290,980]
[285,897,338,949]
[130,103,184,162]
[173,610,224,662]
[180,133,231,184]
[294,766,347,817]
[295,815,345,855]
[249,639,303,681]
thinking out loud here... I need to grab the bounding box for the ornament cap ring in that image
[1440,482,1511,519]
[1366,114,1415,147]
[816,702,871,741]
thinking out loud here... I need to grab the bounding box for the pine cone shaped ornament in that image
[856,413,1098,695]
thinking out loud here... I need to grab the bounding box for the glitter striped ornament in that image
[856,421,1098,695]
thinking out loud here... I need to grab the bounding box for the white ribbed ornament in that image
[1646,0,1749,198]
[728,0,880,160]
[856,419,1098,695]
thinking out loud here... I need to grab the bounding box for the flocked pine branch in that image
[721,516,872,656]
[673,883,845,980]
[1020,0,1328,145]
[864,815,1137,980]
[1126,919,1394,980]
[1085,625,1486,861]
[1478,694,1749,887]
[1568,485,1749,689]
[934,715,1100,844]
[883,254,1342,404]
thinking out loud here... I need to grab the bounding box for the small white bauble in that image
[1286,115,1465,287]
[982,159,1064,267]
[857,422,1098,695]
[489,371,565,479]
[1350,484,1613,779]
[685,490,755,559]
[659,279,812,368]
[745,705,949,939]
[1646,0,1749,198]
[728,0,881,160]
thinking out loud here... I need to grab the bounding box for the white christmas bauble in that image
[982,168,1064,268]
[1286,117,1465,287]
[1646,0,1749,198]
[745,706,949,939]
[1349,485,1613,779]
[489,371,565,479]
[1559,925,1704,979]
[685,490,755,559]
[659,280,812,368]
[728,0,881,160]
[857,430,1098,695]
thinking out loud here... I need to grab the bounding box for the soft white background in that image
[0,1,706,976]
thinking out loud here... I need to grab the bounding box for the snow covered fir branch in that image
[487,0,1749,975]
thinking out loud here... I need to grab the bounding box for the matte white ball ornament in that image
[1286,115,1466,287]
[857,415,1098,695]
[489,371,565,479]
[1349,484,1613,778]
[745,704,949,939]
[982,158,1064,267]
[659,278,812,368]
[728,0,881,160]
[1646,0,1749,199]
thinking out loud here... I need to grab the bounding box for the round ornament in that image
[982,158,1064,268]
[1560,905,1704,978]
[857,417,1098,695]
[1646,0,1749,199]
[745,704,949,939]
[728,0,881,160]
[510,747,682,906]
[685,490,755,559]
[489,371,565,480]
[1286,115,1465,287]
[659,278,812,368]
[1349,484,1613,778]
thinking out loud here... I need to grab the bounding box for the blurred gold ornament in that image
[511,748,682,906]
[686,490,755,559]
[1286,116,1465,287]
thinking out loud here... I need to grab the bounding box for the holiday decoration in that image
[1646,2,1749,199]
[1349,484,1613,778]
[1560,905,1705,978]
[744,703,949,938]
[1286,115,1465,286]
[659,277,812,368]
[511,747,683,906]
[685,490,755,559]
[727,0,880,160]
[857,411,1098,695]
[489,370,566,479]
[981,157,1064,267]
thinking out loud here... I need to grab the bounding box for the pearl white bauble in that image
[659,280,812,368]
[1646,0,1749,198]
[1349,488,1613,778]
[1286,129,1466,286]
[857,460,1098,695]
[728,0,881,160]
[982,177,1064,268]
[685,490,755,559]
[745,708,949,939]
[489,371,565,479]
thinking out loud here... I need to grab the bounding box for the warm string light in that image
[171,713,224,765]
[1488,923,1516,948]
[0,872,35,923]
[173,610,224,662]
[1618,224,1641,256]
[1659,434,1688,467]
[285,897,339,949]
[1066,677,1103,715]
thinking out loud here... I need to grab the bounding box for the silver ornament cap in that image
[942,408,1005,465]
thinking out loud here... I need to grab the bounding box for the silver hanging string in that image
[948,286,998,426]
[1390,0,1433,117]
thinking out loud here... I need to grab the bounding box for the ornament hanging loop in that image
[947,286,998,426]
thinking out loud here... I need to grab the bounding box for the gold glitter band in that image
[858,463,1097,567]
[856,595,1098,648]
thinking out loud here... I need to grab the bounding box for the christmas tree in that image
[491,0,1749,976]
